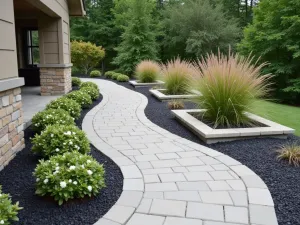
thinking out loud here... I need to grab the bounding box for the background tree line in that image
[71,0,300,104]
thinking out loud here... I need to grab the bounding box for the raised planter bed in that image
[172,109,295,144]
[129,80,164,88]
[150,88,201,101]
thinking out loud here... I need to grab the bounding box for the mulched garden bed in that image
[87,76,300,225]
[0,93,123,225]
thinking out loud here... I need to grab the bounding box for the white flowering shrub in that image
[79,86,100,100]
[31,125,90,158]
[46,97,81,119]
[34,151,105,205]
[80,82,99,92]
[31,109,75,133]
[66,90,92,109]
[0,186,22,224]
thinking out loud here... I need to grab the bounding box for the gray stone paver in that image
[81,79,278,225]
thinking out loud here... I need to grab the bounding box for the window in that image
[26,30,39,66]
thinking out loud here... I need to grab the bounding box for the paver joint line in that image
[81,79,278,225]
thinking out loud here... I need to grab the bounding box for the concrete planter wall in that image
[150,89,201,101]
[129,80,164,88]
[172,109,295,144]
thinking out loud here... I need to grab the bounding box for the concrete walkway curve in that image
[82,79,278,225]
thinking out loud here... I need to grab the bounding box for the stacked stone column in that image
[0,87,24,170]
[40,67,72,96]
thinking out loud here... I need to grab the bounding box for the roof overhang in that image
[68,0,86,17]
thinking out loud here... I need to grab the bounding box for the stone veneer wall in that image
[40,67,72,96]
[0,87,24,170]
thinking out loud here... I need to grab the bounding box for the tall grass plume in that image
[135,60,160,83]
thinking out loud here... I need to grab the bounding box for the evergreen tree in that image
[113,0,159,75]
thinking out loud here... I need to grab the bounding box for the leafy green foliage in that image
[32,125,90,158]
[90,70,101,77]
[113,0,159,74]
[194,50,271,128]
[135,60,160,83]
[80,87,100,100]
[32,109,75,133]
[111,73,123,80]
[66,91,92,109]
[34,152,105,205]
[238,0,300,104]
[117,74,129,82]
[72,77,82,87]
[104,71,117,79]
[161,58,197,95]
[71,41,105,74]
[162,0,240,60]
[80,82,99,92]
[46,98,82,119]
[0,186,22,225]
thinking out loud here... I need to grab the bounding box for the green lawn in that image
[253,100,300,136]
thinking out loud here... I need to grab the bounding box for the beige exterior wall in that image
[0,0,19,80]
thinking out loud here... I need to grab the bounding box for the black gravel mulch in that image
[0,94,123,225]
[92,76,300,225]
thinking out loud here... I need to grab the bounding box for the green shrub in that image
[194,51,271,128]
[32,109,75,133]
[80,82,99,91]
[112,73,121,80]
[0,186,22,224]
[277,143,300,167]
[46,97,82,119]
[31,125,90,158]
[135,60,160,83]
[66,90,92,109]
[161,58,197,95]
[104,71,116,79]
[34,152,105,205]
[117,75,129,82]
[72,77,82,87]
[80,87,100,100]
[90,70,101,77]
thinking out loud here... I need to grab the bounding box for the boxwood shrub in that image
[66,90,92,109]
[0,186,22,224]
[80,86,100,100]
[32,109,75,133]
[72,77,82,87]
[117,75,129,82]
[46,97,81,119]
[34,152,105,205]
[31,124,90,158]
[104,71,116,79]
[80,82,99,91]
[90,70,101,78]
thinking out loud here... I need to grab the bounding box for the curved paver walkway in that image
[82,79,278,225]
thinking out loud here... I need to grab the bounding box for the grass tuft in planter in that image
[161,58,198,95]
[277,143,300,166]
[80,86,100,100]
[66,90,92,109]
[46,97,82,119]
[80,82,99,92]
[0,186,22,224]
[167,100,185,110]
[34,151,105,205]
[135,60,160,83]
[72,77,81,87]
[193,50,271,128]
[90,70,101,77]
[32,109,75,133]
[31,125,90,158]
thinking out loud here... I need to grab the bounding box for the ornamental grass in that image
[160,58,198,95]
[277,143,300,167]
[135,60,160,83]
[193,50,272,128]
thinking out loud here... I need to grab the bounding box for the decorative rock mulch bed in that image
[88,76,300,225]
[0,94,123,225]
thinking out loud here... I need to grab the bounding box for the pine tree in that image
[113,0,159,75]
